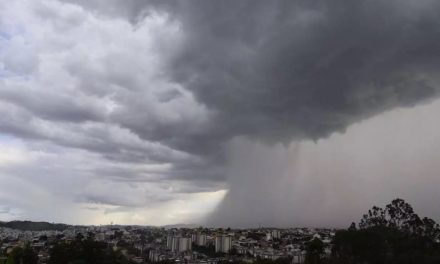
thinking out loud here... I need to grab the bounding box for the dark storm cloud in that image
[3,0,440,225]
[87,0,440,226]
[165,0,440,143]
[4,0,440,179]
[65,0,440,152]
[4,0,440,182]
[155,89,183,103]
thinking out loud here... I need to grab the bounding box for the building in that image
[266,232,272,241]
[167,235,192,252]
[271,230,281,239]
[266,230,281,241]
[166,235,173,249]
[292,250,306,264]
[166,235,179,252]
[149,250,161,262]
[196,233,207,246]
[179,237,192,252]
[215,235,232,253]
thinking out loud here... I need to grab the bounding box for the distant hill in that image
[0,220,70,231]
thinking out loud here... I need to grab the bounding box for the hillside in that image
[0,220,70,231]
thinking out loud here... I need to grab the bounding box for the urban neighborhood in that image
[0,223,334,264]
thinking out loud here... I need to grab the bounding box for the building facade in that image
[215,235,232,253]
[167,235,192,252]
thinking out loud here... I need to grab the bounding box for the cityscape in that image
[1,198,440,263]
[0,223,334,264]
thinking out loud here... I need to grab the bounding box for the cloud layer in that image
[1,0,440,226]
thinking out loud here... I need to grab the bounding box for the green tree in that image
[305,238,324,264]
[6,245,38,264]
[49,240,130,264]
[330,198,440,264]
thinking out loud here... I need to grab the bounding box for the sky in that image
[1,0,440,227]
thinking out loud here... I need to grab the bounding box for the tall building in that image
[215,235,232,253]
[266,230,281,241]
[167,235,192,252]
[166,235,173,249]
[196,233,207,246]
[149,250,162,262]
[271,230,281,239]
[178,237,192,252]
[166,235,179,252]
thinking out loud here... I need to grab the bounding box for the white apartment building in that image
[215,235,232,253]
[166,235,192,252]
[271,230,281,239]
[196,234,207,246]
[178,237,192,252]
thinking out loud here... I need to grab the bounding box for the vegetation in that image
[315,198,440,264]
[305,238,324,264]
[0,221,69,231]
[2,198,438,264]
[5,244,38,264]
[48,236,134,264]
[192,244,225,258]
[247,232,266,241]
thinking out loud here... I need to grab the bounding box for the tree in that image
[385,198,416,230]
[358,198,440,240]
[420,217,440,240]
[49,240,130,264]
[21,246,38,264]
[7,245,38,264]
[330,198,440,264]
[76,232,84,241]
[305,238,324,264]
[348,222,356,231]
[359,206,386,229]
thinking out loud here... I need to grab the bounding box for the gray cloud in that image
[164,0,440,143]
[147,0,440,227]
[205,100,440,227]
[15,0,440,175]
[1,0,440,226]
[0,206,10,214]
[64,0,440,168]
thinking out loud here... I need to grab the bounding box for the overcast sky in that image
[1,0,440,227]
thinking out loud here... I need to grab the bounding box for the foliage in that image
[6,245,38,264]
[358,198,440,238]
[328,198,440,264]
[192,244,225,257]
[305,238,324,264]
[48,238,131,264]
[247,232,266,241]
